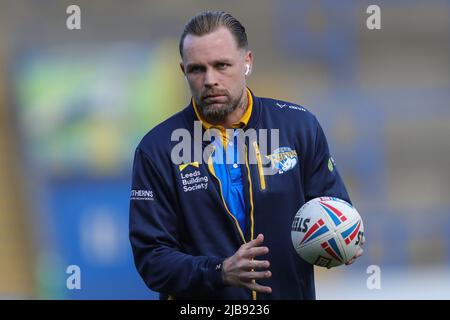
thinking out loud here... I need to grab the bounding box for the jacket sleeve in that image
[304,117,351,204]
[129,147,226,297]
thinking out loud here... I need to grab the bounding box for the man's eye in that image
[217,63,228,70]
[190,66,203,73]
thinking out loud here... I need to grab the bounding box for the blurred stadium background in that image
[0,0,449,299]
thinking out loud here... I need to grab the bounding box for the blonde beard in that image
[197,89,246,124]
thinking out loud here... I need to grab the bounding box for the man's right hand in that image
[221,233,272,294]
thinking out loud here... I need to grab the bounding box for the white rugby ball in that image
[291,197,364,268]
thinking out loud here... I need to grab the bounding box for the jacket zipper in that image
[207,147,246,244]
[253,141,266,191]
[207,145,257,300]
[244,145,257,300]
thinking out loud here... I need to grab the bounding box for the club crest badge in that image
[266,147,298,174]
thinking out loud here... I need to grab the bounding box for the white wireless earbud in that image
[245,64,250,76]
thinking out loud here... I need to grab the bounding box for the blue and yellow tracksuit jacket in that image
[129,90,351,300]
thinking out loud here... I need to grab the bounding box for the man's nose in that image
[204,69,218,87]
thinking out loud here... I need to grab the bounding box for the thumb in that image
[256,233,264,243]
[244,233,264,249]
[252,233,265,246]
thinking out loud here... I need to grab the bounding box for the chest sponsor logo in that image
[266,147,298,174]
[180,169,209,192]
[179,161,199,172]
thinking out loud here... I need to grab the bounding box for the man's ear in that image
[180,62,186,77]
[245,50,253,68]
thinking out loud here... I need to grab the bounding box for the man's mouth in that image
[203,95,227,103]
